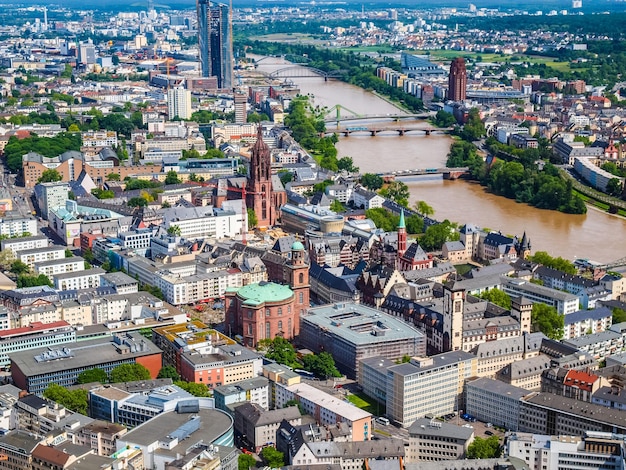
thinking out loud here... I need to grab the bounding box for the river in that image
[254,58,626,264]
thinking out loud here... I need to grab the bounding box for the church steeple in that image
[397,208,407,259]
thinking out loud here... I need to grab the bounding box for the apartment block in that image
[34,257,85,277]
[16,246,66,269]
[501,276,580,314]
[52,267,105,291]
[213,376,270,413]
[406,418,474,463]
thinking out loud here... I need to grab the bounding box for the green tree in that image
[330,199,345,212]
[10,260,30,275]
[365,208,399,232]
[65,249,74,258]
[419,220,459,251]
[167,225,182,236]
[43,384,89,415]
[467,435,501,459]
[77,368,108,384]
[17,274,53,288]
[238,453,257,470]
[613,308,626,324]
[302,352,341,379]
[37,169,62,183]
[110,363,151,383]
[460,108,486,141]
[530,251,576,275]
[260,337,298,368]
[128,197,148,207]
[82,248,94,263]
[173,381,211,397]
[337,156,358,173]
[606,178,623,197]
[158,366,180,381]
[361,173,384,191]
[415,200,435,217]
[432,110,457,127]
[284,399,304,415]
[165,170,182,185]
[405,214,424,234]
[379,181,410,207]
[107,173,121,181]
[248,112,269,123]
[261,446,285,468]
[478,288,512,309]
[247,208,258,229]
[532,303,564,340]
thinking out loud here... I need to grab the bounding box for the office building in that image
[167,86,192,120]
[406,418,474,463]
[234,91,247,123]
[448,57,467,101]
[506,432,626,470]
[465,377,530,431]
[197,1,233,89]
[214,376,269,413]
[299,302,426,378]
[10,333,162,395]
[275,382,373,441]
[34,182,69,220]
[234,403,301,452]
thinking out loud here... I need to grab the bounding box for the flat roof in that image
[17,246,65,256]
[101,271,138,285]
[0,321,72,340]
[387,351,475,377]
[466,377,530,400]
[563,330,622,348]
[34,257,85,268]
[286,382,372,421]
[408,418,474,440]
[10,333,161,377]
[53,267,106,280]
[121,407,232,453]
[502,277,579,302]
[302,303,425,345]
[523,392,626,429]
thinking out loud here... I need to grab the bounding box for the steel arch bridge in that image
[269,66,345,80]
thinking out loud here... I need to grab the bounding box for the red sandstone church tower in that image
[448,57,467,101]
[246,126,285,228]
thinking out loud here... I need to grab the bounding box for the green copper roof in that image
[398,209,405,229]
[237,282,294,306]
[292,241,305,251]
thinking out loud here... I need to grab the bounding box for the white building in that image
[501,277,580,315]
[17,246,66,268]
[0,216,38,239]
[1,235,48,255]
[34,257,85,277]
[34,182,69,220]
[506,432,626,470]
[81,130,118,148]
[52,268,105,291]
[160,206,243,240]
[167,86,192,120]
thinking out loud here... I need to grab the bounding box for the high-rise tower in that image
[167,86,192,120]
[448,57,467,102]
[197,0,233,89]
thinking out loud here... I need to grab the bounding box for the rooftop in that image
[230,281,294,306]
[466,377,531,400]
[302,302,425,345]
[387,351,476,377]
[286,382,372,422]
[408,418,474,440]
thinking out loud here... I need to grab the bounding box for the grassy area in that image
[454,263,474,276]
[346,392,381,415]
[336,45,398,54]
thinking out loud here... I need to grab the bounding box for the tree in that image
[107,173,121,181]
[415,200,434,218]
[261,446,285,468]
[77,368,108,384]
[330,199,345,212]
[65,249,74,258]
[82,248,94,263]
[467,435,501,459]
[432,110,457,127]
[337,156,358,173]
[37,169,62,183]
[606,178,623,197]
[17,274,53,288]
[379,181,410,207]
[247,208,258,229]
[158,365,180,381]
[613,308,626,324]
[478,288,511,309]
[110,363,151,383]
[361,173,384,191]
[260,337,298,368]
[167,225,182,236]
[91,188,115,199]
[284,399,304,415]
[128,197,148,207]
[302,352,341,379]
[530,251,576,275]
[174,381,211,397]
[10,260,30,275]
[165,170,182,185]
[239,453,256,470]
[532,303,564,340]
[43,384,89,415]
[419,220,459,251]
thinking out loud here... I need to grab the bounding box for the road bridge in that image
[380,167,469,181]
[325,126,452,137]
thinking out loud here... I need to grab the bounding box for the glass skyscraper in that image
[197,0,233,89]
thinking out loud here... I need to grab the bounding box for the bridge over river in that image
[380,167,469,181]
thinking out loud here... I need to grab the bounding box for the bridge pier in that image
[343,131,350,137]
[397,129,405,136]
[425,129,431,136]
[370,130,378,136]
